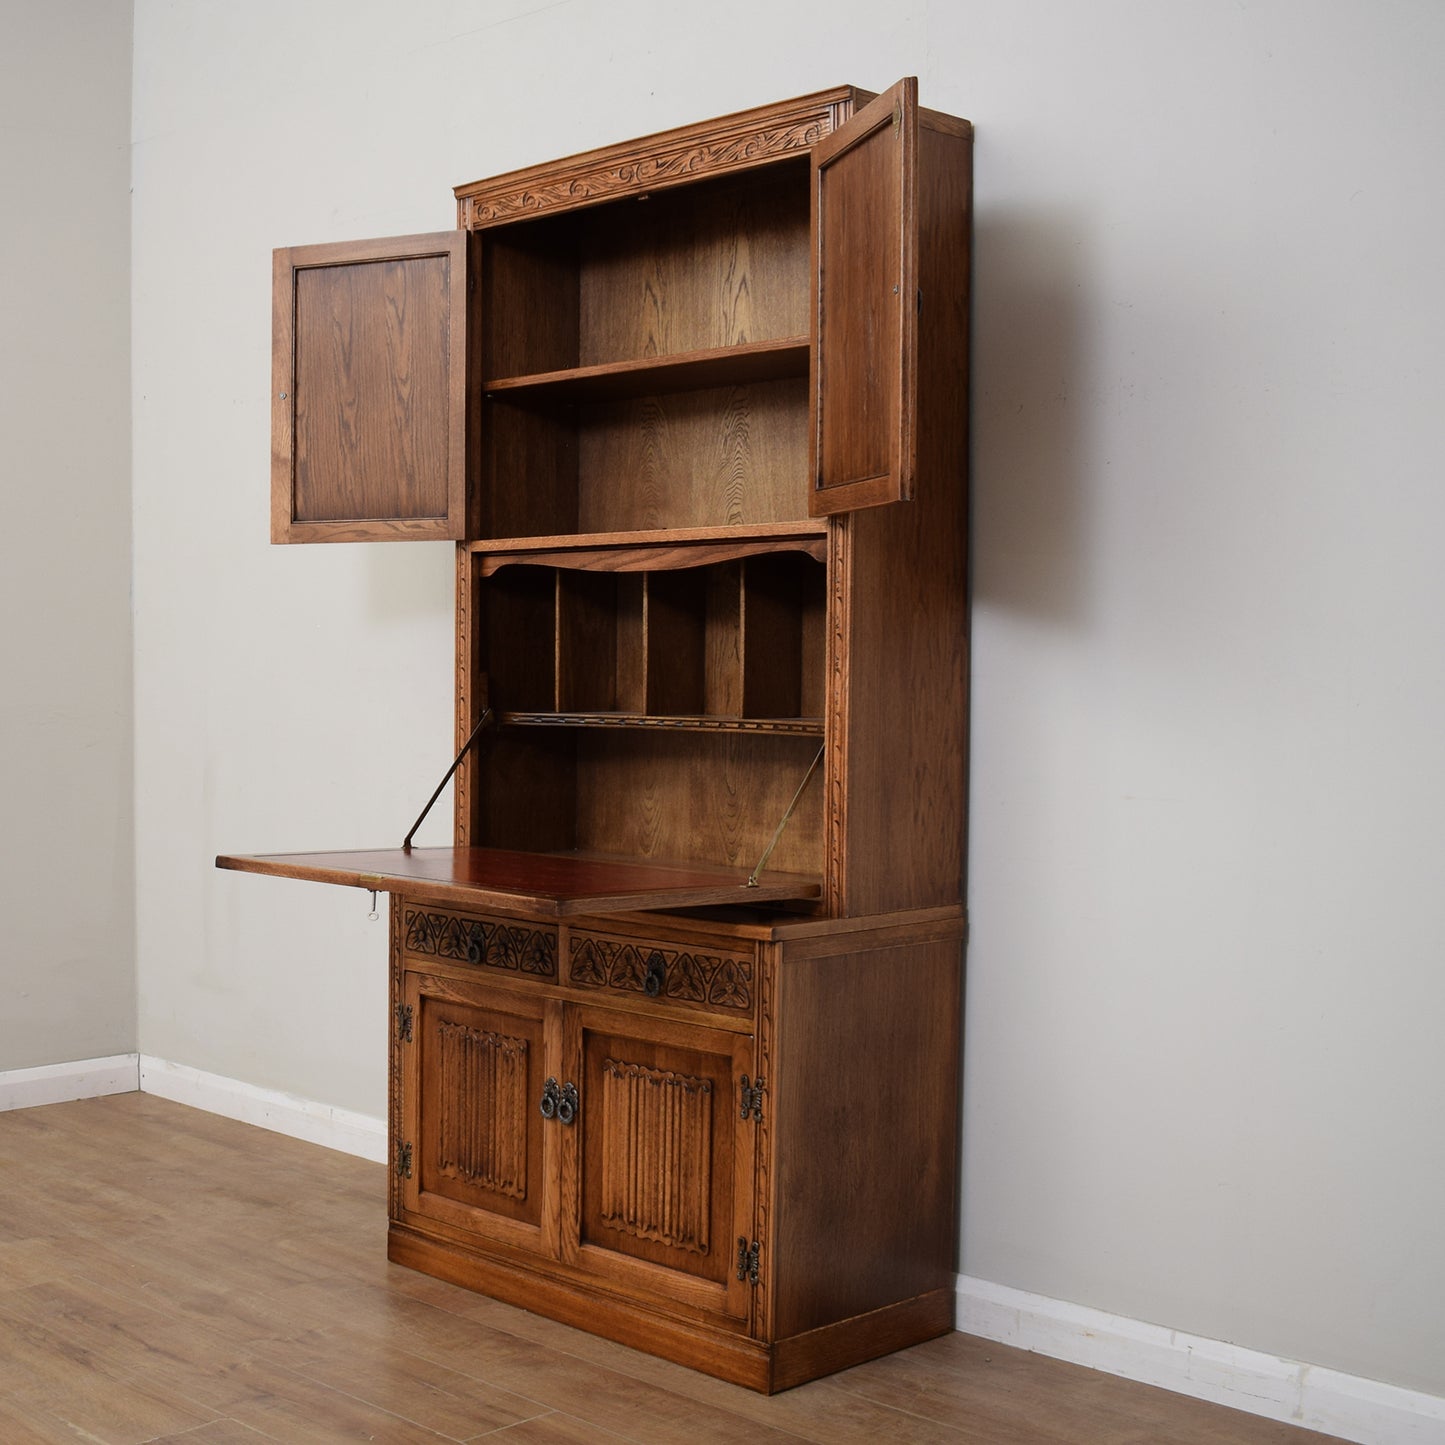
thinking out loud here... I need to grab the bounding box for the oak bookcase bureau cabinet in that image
[219,79,972,1392]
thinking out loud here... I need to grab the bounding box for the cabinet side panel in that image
[838,121,971,915]
[770,933,961,1339]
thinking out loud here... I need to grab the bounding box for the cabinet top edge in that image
[454,84,871,228]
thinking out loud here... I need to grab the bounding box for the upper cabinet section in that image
[272,231,476,543]
[269,83,970,546]
[473,161,815,540]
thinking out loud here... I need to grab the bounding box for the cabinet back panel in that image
[573,732,822,876]
[475,732,578,854]
[293,257,453,522]
[645,570,707,715]
[576,378,808,532]
[575,162,809,365]
[558,572,646,712]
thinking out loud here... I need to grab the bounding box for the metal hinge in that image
[395,1003,414,1043]
[739,1074,765,1122]
[396,1141,413,1179]
[736,1236,761,1285]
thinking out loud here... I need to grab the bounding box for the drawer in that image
[566,928,756,1018]
[401,904,558,980]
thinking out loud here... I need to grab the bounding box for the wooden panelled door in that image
[272,231,474,543]
[809,77,919,516]
[572,1005,757,1323]
[401,972,549,1254]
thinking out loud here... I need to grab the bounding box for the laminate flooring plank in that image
[833,1332,1347,1445]
[0,1095,1355,1445]
[398,1280,977,1444]
[0,1395,104,1445]
[246,1324,553,1439]
[148,1424,278,1444]
[241,1280,803,1445]
[0,1271,276,1364]
[477,1411,642,1442]
[4,1366,218,1445]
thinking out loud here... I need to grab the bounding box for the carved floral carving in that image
[404,909,557,977]
[464,120,829,226]
[569,935,752,1012]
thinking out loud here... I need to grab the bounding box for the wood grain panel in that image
[573,730,824,877]
[742,553,824,718]
[293,255,451,520]
[768,932,962,1338]
[576,162,809,364]
[483,216,580,379]
[483,399,580,540]
[484,564,557,713]
[645,568,706,715]
[577,378,808,532]
[272,231,471,542]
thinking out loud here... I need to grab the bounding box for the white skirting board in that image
[137,1055,387,1163]
[957,1275,1445,1445]
[0,1052,386,1162]
[0,1054,140,1111]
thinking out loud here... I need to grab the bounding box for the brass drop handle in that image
[644,950,666,997]
[540,1078,578,1126]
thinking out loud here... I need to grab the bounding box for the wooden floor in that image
[0,1094,1347,1445]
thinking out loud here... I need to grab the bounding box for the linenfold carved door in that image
[809,77,919,516]
[402,972,549,1254]
[572,1005,757,1323]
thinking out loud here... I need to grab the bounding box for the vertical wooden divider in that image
[705,562,745,717]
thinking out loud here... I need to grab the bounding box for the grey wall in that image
[131,0,1445,1400]
[0,1,134,1071]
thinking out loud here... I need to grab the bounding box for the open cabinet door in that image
[808,78,918,518]
[272,231,475,543]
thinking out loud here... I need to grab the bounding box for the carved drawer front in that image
[567,930,755,1018]
[402,905,558,980]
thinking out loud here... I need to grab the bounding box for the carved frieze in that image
[463,120,828,226]
[404,908,557,977]
[569,934,752,1012]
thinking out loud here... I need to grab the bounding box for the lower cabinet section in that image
[389,900,965,1392]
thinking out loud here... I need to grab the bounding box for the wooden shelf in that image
[501,711,823,737]
[485,337,809,402]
